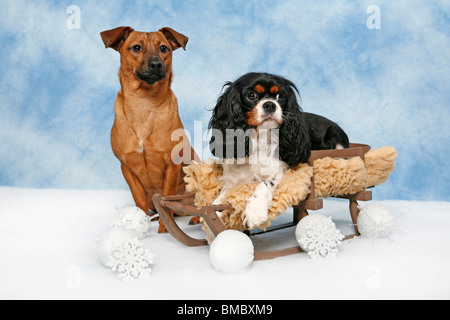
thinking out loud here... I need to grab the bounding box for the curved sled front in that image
[153,193,229,247]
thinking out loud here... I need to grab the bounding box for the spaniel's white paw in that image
[243,183,271,229]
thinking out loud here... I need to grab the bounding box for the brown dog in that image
[100,26,199,232]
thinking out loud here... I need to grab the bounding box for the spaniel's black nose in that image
[263,101,276,113]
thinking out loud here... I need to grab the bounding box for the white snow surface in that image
[0,186,449,300]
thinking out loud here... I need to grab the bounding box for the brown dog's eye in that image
[132,45,141,53]
[160,45,169,53]
[247,92,258,101]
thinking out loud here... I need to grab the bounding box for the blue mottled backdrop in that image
[0,0,449,200]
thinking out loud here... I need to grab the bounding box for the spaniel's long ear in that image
[279,85,311,167]
[208,82,251,159]
[100,26,134,51]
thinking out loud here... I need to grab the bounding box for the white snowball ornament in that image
[98,226,137,266]
[295,214,344,259]
[113,206,152,239]
[209,230,254,273]
[357,204,394,238]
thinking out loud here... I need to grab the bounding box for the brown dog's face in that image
[122,31,172,85]
[100,27,188,86]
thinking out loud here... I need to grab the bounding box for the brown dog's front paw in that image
[157,222,169,233]
[188,216,201,225]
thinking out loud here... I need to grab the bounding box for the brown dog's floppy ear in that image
[100,26,134,51]
[159,27,189,51]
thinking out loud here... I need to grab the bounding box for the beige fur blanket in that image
[183,146,397,231]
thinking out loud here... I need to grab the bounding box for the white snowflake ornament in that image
[106,237,155,281]
[98,226,155,281]
[295,215,344,259]
[113,206,152,239]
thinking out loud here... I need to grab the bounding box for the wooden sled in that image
[153,143,373,260]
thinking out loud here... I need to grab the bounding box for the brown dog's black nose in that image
[136,56,166,85]
[263,101,276,113]
[149,57,163,70]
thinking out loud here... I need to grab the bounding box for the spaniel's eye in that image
[132,45,142,53]
[247,92,258,101]
[276,93,284,102]
[160,45,169,53]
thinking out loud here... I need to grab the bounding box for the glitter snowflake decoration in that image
[106,237,155,281]
[296,215,344,259]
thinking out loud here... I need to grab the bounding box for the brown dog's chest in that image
[127,108,177,145]
[111,92,184,175]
